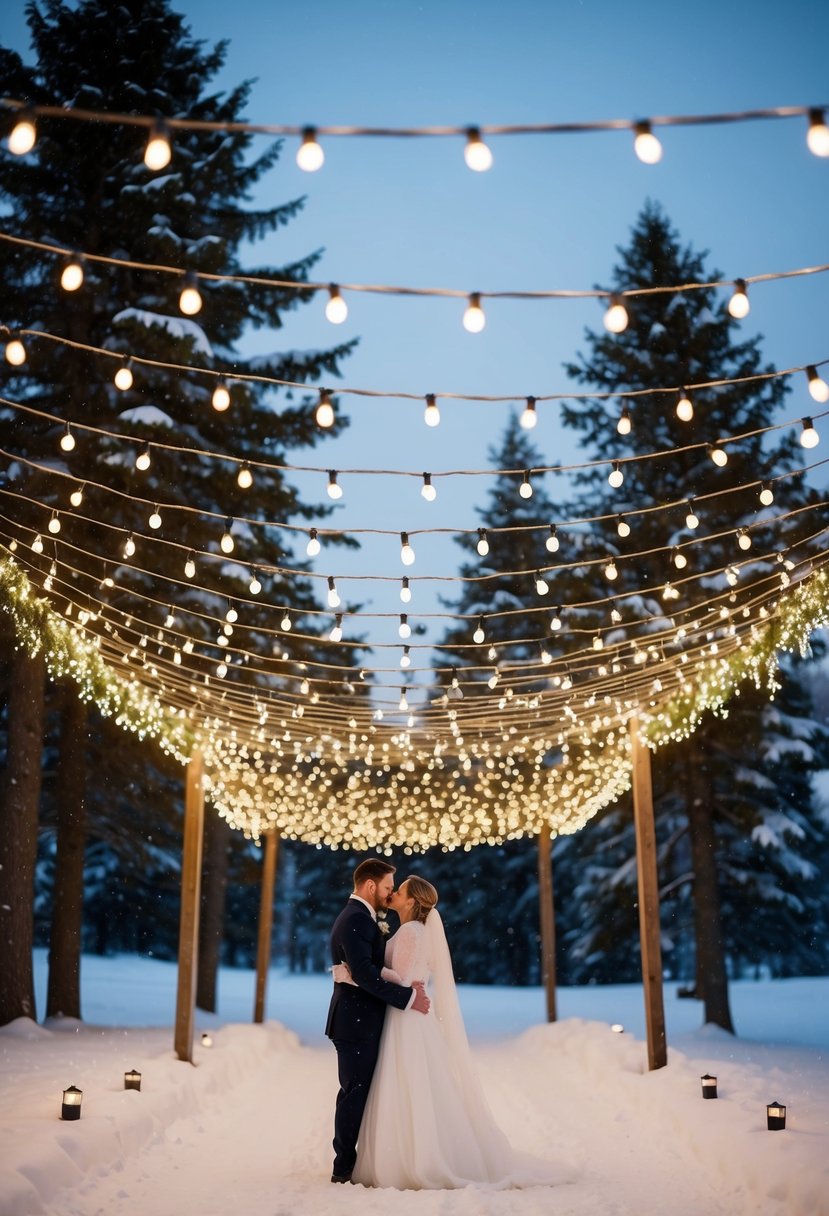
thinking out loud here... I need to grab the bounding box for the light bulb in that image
[32,534,44,553]
[604,558,618,581]
[520,397,538,429]
[60,256,84,292]
[610,604,622,624]
[400,532,415,566]
[473,616,485,644]
[212,381,230,411]
[216,662,227,679]
[546,525,559,554]
[608,461,624,488]
[281,611,292,631]
[540,646,552,665]
[593,634,604,651]
[149,506,162,530]
[114,361,133,391]
[421,473,436,501]
[327,471,343,500]
[423,394,441,427]
[400,577,411,604]
[550,608,562,631]
[249,570,262,594]
[710,443,728,467]
[464,127,493,171]
[237,462,253,490]
[676,389,694,422]
[759,483,774,507]
[800,416,820,448]
[617,406,632,436]
[69,485,83,508]
[685,501,700,530]
[604,294,629,334]
[476,529,489,557]
[135,444,151,471]
[617,514,631,538]
[306,529,321,557]
[48,512,61,534]
[673,548,688,569]
[398,646,411,669]
[144,119,172,170]
[325,285,348,324]
[297,127,324,171]
[535,573,549,596]
[398,689,409,712]
[220,519,234,553]
[60,424,76,452]
[737,530,752,551]
[633,121,663,164]
[124,534,136,558]
[519,471,533,499]
[316,389,334,427]
[399,614,411,639]
[807,108,829,157]
[329,614,343,642]
[463,292,486,333]
[806,366,829,403]
[5,336,26,365]
[179,272,202,316]
[728,279,750,319]
[184,552,196,578]
[327,577,340,608]
[8,110,36,155]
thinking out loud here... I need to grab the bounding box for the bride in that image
[333,875,564,1191]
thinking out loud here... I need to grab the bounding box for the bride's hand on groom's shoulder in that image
[331,962,356,986]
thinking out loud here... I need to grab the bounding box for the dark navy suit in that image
[325,898,412,1177]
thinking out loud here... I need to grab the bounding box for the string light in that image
[473,616,486,644]
[807,108,829,156]
[69,484,84,508]
[519,470,533,499]
[212,380,230,412]
[4,334,26,365]
[463,292,486,333]
[114,359,134,391]
[423,394,441,427]
[608,461,624,488]
[237,462,254,490]
[610,602,622,624]
[476,528,490,557]
[144,119,172,170]
[520,397,538,429]
[759,483,774,507]
[123,533,136,558]
[685,500,700,529]
[603,294,629,334]
[179,272,203,316]
[135,444,151,471]
[546,525,560,554]
[48,511,61,534]
[296,126,324,171]
[316,388,335,428]
[329,614,343,642]
[464,126,493,171]
[676,389,694,422]
[148,505,162,530]
[399,614,411,639]
[737,529,752,551]
[306,529,321,557]
[806,365,829,403]
[8,108,37,155]
[400,532,416,566]
[617,514,631,538]
[60,255,84,292]
[728,279,750,318]
[604,557,619,581]
[327,577,340,608]
[633,120,663,163]
[60,423,76,453]
[673,546,688,569]
[280,610,292,631]
[398,645,411,668]
[248,569,262,595]
[420,473,436,502]
[800,417,820,448]
[327,471,343,500]
[398,688,409,712]
[617,405,632,436]
[400,577,411,604]
[220,518,235,553]
[535,572,549,596]
[709,443,729,467]
[31,534,44,554]
[184,551,196,578]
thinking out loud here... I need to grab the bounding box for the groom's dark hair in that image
[353,858,396,888]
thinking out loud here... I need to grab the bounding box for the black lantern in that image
[124,1069,142,1091]
[767,1100,786,1131]
[61,1085,83,1120]
[701,1074,718,1099]
[201,1032,213,1048]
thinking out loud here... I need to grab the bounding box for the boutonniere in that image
[376,911,391,936]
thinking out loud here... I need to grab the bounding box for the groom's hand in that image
[411,981,430,1015]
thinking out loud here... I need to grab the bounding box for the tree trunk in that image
[196,809,230,1012]
[0,648,46,1025]
[686,743,735,1032]
[46,691,88,1020]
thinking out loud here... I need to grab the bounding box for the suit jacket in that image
[324,899,413,1041]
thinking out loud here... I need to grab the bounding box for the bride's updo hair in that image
[404,875,438,924]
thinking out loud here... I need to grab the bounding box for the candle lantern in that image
[124,1069,142,1091]
[61,1085,83,1120]
[701,1074,718,1099]
[201,1032,213,1048]
[766,1101,786,1131]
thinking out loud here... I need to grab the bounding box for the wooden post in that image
[537,825,557,1022]
[253,829,279,1024]
[629,717,667,1070]
[174,749,204,1062]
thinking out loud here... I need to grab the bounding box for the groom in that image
[325,858,430,1183]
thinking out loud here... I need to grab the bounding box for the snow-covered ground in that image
[0,952,826,1216]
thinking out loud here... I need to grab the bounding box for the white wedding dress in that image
[351,911,564,1191]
